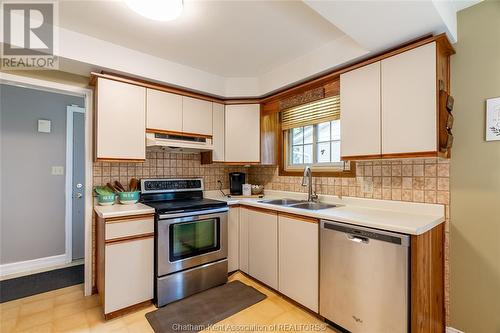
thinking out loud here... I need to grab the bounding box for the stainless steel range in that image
[140,178,228,307]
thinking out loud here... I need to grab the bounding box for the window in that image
[280,94,349,173]
[287,120,343,170]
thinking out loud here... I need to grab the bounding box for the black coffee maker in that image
[229,172,246,195]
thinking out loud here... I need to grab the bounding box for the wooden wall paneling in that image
[260,107,280,165]
[411,223,445,333]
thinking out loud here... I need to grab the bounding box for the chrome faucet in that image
[302,166,318,202]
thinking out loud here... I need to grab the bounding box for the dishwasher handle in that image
[347,234,369,244]
[321,220,410,247]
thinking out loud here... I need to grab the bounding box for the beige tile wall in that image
[92,148,246,190]
[92,150,450,323]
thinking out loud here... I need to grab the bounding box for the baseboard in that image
[0,254,69,278]
[447,327,465,333]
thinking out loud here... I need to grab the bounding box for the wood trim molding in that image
[105,233,154,245]
[215,161,261,166]
[90,72,260,105]
[278,212,319,224]
[240,205,277,215]
[105,214,155,223]
[381,151,438,159]
[146,128,213,139]
[341,154,382,161]
[411,223,445,333]
[95,157,146,163]
[104,300,152,320]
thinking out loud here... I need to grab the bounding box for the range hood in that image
[146,132,214,152]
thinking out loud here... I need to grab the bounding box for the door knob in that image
[75,193,83,199]
[76,183,83,189]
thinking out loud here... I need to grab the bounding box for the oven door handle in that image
[159,207,228,219]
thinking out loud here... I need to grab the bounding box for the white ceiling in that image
[50,0,481,97]
[59,0,345,77]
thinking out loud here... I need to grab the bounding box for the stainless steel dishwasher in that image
[320,220,410,333]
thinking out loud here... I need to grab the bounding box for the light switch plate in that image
[51,166,64,175]
[38,119,51,133]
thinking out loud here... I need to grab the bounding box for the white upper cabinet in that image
[381,42,437,155]
[225,104,260,163]
[340,61,381,158]
[182,96,213,136]
[212,103,225,161]
[146,89,182,133]
[96,78,146,161]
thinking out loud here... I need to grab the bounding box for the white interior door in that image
[67,105,86,261]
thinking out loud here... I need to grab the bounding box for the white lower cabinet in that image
[228,206,240,272]
[278,214,319,312]
[239,207,249,274]
[247,208,278,289]
[104,237,153,314]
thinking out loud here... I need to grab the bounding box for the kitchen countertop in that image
[94,202,155,219]
[93,190,445,235]
[204,190,445,235]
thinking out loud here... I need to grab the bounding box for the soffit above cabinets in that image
[55,1,475,98]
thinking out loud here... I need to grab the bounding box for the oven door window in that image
[169,218,220,262]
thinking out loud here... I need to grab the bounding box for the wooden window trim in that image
[278,128,356,178]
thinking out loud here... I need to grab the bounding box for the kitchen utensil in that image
[94,186,115,196]
[97,194,116,205]
[114,180,126,192]
[118,191,140,204]
[129,178,139,192]
[106,182,120,193]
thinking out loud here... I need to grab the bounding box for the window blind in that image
[280,95,340,130]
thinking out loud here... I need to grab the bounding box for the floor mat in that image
[146,280,267,333]
[0,264,84,303]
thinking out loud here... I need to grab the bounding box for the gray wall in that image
[0,84,84,264]
[450,1,500,332]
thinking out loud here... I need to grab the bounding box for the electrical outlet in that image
[51,166,64,175]
[363,178,373,193]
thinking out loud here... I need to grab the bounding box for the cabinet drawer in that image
[105,217,154,240]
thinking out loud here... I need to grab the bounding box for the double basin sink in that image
[259,198,338,210]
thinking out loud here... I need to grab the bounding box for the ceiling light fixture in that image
[125,0,183,22]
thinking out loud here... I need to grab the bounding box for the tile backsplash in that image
[93,148,246,190]
[92,148,450,323]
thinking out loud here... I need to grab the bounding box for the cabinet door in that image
[225,104,260,163]
[96,78,146,161]
[340,62,381,158]
[248,208,278,289]
[278,214,318,312]
[212,103,225,162]
[381,42,437,155]
[228,206,239,272]
[239,207,249,274]
[182,97,213,136]
[104,237,153,314]
[146,89,182,132]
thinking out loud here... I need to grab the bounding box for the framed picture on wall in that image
[486,97,500,141]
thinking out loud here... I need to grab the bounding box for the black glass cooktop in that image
[145,198,227,215]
